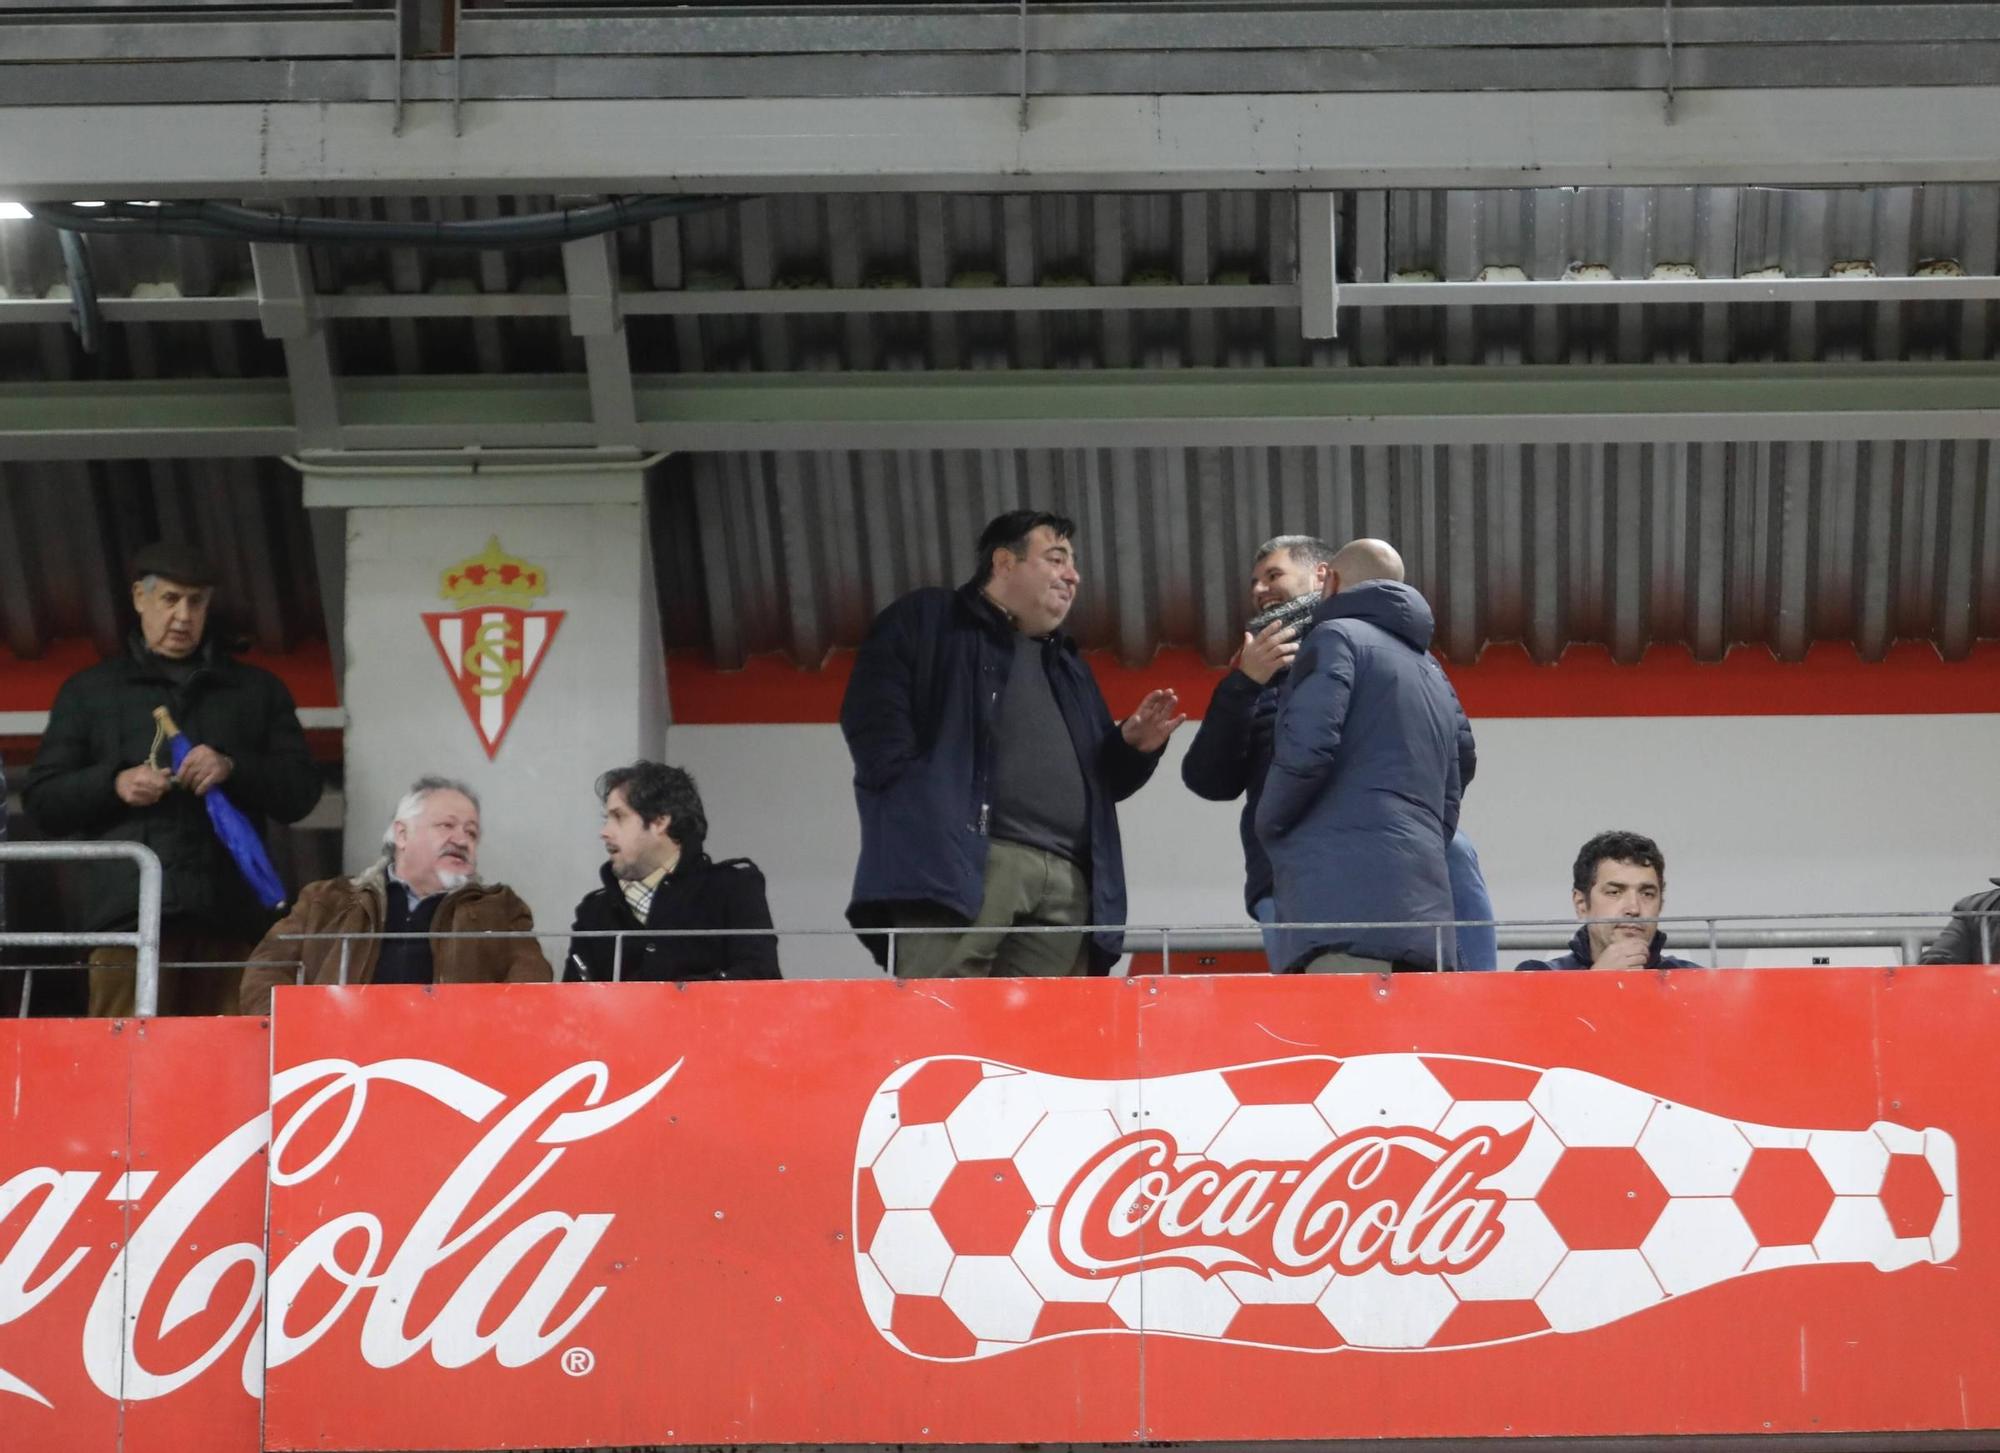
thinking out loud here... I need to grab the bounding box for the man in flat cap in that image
[24,542,322,1016]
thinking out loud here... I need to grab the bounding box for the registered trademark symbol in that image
[561,1346,595,1377]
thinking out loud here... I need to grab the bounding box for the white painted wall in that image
[668,714,2000,977]
[340,493,665,954]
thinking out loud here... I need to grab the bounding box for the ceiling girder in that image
[9,272,2000,332]
[5,364,1999,462]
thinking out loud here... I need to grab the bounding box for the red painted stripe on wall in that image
[1449,639,2000,717]
[5,636,1995,732]
[665,639,2000,725]
[0,638,340,711]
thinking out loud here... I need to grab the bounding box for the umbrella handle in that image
[149,706,184,774]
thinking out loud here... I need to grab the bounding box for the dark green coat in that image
[23,634,323,937]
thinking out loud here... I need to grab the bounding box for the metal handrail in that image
[0,841,163,1015]
[263,908,2000,977]
[4,894,1987,1010]
[268,911,2000,942]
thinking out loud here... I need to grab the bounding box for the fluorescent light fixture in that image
[0,199,167,220]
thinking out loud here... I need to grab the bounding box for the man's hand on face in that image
[1593,932,1653,971]
[115,764,174,807]
[1236,619,1301,686]
[174,745,235,797]
[1121,688,1189,753]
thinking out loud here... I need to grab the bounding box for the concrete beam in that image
[1297,191,1339,340]
[250,241,341,451]
[562,232,640,449]
[8,88,2000,197]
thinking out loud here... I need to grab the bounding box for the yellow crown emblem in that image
[439,537,550,606]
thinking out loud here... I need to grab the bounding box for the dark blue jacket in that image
[1180,669,1284,916]
[1253,581,1472,971]
[841,584,1161,973]
[1517,926,1702,971]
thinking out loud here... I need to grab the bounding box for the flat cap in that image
[129,541,218,588]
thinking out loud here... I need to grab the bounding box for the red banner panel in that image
[254,970,2000,1449]
[5,973,1997,1451]
[1,1016,270,1453]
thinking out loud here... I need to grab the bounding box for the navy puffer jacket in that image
[1253,581,1471,971]
[840,584,1161,973]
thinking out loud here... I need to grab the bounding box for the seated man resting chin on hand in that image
[1516,829,1702,972]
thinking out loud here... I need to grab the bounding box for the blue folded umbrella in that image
[153,707,288,911]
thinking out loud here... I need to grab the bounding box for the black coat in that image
[23,633,322,937]
[1181,669,1284,917]
[1919,879,2000,965]
[1517,926,1702,971]
[567,854,780,982]
[840,583,1161,973]
[1253,582,1475,971]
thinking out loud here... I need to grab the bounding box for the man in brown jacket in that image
[240,775,550,1013]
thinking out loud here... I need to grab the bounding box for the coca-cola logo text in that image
[1051,1123,1529,1280]
[0,1056,678,1411]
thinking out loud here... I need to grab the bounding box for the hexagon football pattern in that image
[854,1055,1958,1360]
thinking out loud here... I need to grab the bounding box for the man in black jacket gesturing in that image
[840,509,1185,978]
[568,761,779,982]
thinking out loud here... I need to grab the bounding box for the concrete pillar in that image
[303,460,667,947]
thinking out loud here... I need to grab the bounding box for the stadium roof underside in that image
[1,0,1997,675]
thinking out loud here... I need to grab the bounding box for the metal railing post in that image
[0,842,164,1016]
[1982,914,1993,966]
[133,846,162,1017]
[1707,917,1719,969]
[1435,923,1444,973]
[337,937,351,986]
[1160,927,1172,977]
[612,931,625,983]
[886,927,898,979]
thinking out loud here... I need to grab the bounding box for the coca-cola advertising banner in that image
[2,1017,269,1453]
[6,971,1999,1451]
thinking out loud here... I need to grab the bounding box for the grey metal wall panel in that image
[0,458,323,658]
[669,448,1998,669]
[4,183,2000,675]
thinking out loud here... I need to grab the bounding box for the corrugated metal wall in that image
[0,459,320,658]
[8,186,1999,383]
[5,185,2000,667]
[665,449,2000,668]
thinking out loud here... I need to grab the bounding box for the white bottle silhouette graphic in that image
[851,1055,1957,1360]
